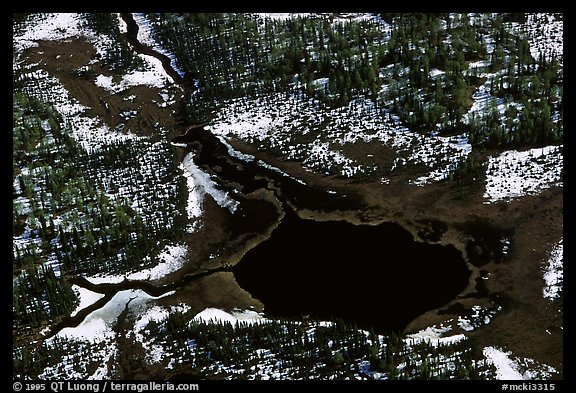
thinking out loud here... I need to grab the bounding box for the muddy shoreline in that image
[17,13,563,376]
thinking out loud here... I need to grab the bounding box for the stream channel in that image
[48,13,472,339]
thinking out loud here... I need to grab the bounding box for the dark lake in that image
[233,210,471,334]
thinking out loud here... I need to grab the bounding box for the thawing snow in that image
[130,13,186,78]
[55,289,159,341]
[216,135,255,162]
[41,292,179,379]
[405,324,466,348]
[205,99,289,143]
[14,13,120,74]
[38,342,117,380]
[482,346,557,380]
[257,159,307,185]
[466,84,493,121]
[543,238,563,300]
[193,307,267,326]
[457,304,501,332]
[207,92,471,183]
[15,69,140,152]
[410,133,472,186]
[132,303,192,365]
[84,274,125,285]
[69,285,106,318]
[483,145,563,203]
[133,305,170,335]
[133,304,172,364]
[125,244,188,281]
[14,13,175,89]
[68,113,140,153]
[93,54,172,93]
[85,250,191,286]
[180,152,239,213]
[483,346,525,380]
[180,157,203,228]
[525,14,563,63]
[57,290,135,341]
[13,13,83,54]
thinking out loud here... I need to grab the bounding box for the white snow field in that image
[207,92,471,184]
[483,145,563,203]
[14,12,563,381]
[483,346,557,380]
[543,238,563,300]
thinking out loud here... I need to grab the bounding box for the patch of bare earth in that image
[22,38,184,139]
[226,136,564,377]
[23,34,562,379]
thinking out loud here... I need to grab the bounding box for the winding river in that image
[44,13,473,338]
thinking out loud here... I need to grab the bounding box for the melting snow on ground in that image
[126,244,188,281]
[13,13,84,54]
[483,145,563,203]
[543,238,563,300]
[483,346,557,380]
[180,152,239,214]
[14,69,140,153]
[405,324,466,348]
[14,13,175,89]
[207,92,471,183]
[127,13,187,79]
[483,346,525,379]
[69,286,106,318]
[82,244,188,285]
[525,13,563,64]
[133,303,190,364]
[457,304,502,332]
[55,289,166,341]
[193,307,268,326]
[94,54,172,93]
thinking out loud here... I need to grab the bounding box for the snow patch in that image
[126,244,188,281]
[405,324,466,348]
[482,346,557,380]
[55,289,159,341]
[484,145,563,203]
[193,307,267,326]
[131,13,186,78]
[13,13,83,54]
[94,53,172,93]
[483,346,524,380]
[69,285,106,318]
[543,238,563,300]
[208,92,470,183]
[180,152,239,213]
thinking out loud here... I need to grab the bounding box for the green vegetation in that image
[12,12,562,380]
[449,149,488,199]
[149,313,494,379]
[147,13,562,150]
[12,91,187,331]
[79,13,144,73]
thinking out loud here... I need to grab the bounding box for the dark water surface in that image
[120,12,471,336]
[234,210,471,334]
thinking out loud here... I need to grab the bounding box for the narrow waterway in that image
[44,13,474,339]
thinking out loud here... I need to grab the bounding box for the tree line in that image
[150,311,492,380]
[13,92,188,334]
[145,13,562,151]
[79,13,143,73]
